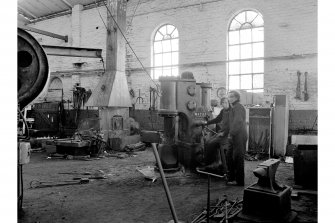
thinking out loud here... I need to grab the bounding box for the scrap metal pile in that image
[192,196,243,223]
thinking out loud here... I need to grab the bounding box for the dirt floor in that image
[18,148,317,223]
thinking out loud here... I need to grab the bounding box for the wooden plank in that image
[273,95,289,156]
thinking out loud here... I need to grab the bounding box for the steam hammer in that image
[239,159,297,222]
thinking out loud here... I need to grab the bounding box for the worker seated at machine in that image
[195,96,231,177]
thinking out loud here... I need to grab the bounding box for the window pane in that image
[252,15,264,27]
[162,67,171,76]
[247,11,258,23]
[252,27,264,42]
[154,54,162,66]
[159,26,167,36]
[253,60,264,73]
[171,28,179,38]
[229,45,239,60]
[241,44,252,59]
[240,29,252,43]
[228,62,240,75]
[171,52,178,65]
[253,42,264,58]
[229,19,241,31]
[162,40,171,52]
[235,12,246,24]
[167,25,175,34]
[229,76,240,90]
[241,61,252,74]
[241,75,252,89]
[171,39,178,51]
[253,74,264,88]
[249,89,264,93]
[171,66,178,76]
[155,32,163,41]
[154,68,162,79]
[229,31,239,45]
[163,53,172,66]
[154,42,162,53]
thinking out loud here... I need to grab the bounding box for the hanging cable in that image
[94,0,108,30]
[18,106,30,140]
[101,0,160,96]
[126,0,141,33]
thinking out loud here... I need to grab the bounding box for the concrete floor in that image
[18,148,317,223]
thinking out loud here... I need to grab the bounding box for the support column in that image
[71,4,83,47]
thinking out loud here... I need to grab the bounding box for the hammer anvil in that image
[252,159,283,193]
[239,159,297,222]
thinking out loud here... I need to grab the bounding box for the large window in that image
[152,24,179,79]
[227,10,264,92]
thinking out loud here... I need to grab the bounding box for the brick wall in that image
[27,0,317,127]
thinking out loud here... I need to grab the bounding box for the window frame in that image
[152,24,179,80]
[227,10,264,93]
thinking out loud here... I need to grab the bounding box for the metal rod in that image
[151,143,179,223]
[204,126,218,135]
[18,25,68,42]
[207,175,210,223]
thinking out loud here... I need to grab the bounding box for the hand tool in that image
[303,72,309,101]
[30,178,89,189]
[136,89,144,104]
[295,71,301,100]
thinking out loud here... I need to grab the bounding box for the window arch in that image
[152,24,179,79]
[227,10,264,92]
[46,77,63,101]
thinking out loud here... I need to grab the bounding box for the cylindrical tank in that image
[200,83,212,109]
[18,28,49,110]
[159,77,178,113]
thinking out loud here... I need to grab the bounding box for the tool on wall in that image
[303,72,309,101]
[136,89,144,104]
[295,71,302,100]
[149,86,157,110]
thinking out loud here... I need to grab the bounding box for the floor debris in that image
[136,166,158,182]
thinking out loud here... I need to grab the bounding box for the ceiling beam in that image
[42,45,102,58]
[60,0,73,9]
[18,24,68,42]
[18,6,38,19]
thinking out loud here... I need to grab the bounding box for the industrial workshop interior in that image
[13,0,323,222]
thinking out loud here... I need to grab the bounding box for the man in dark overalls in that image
[196,97,231,176]
[227,90,247,186]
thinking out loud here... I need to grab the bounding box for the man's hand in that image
[217,132,224,137]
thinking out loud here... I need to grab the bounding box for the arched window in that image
[152,24,179,79]
[227,10,264,92]
[46,77,63,101]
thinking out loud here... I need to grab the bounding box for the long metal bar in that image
[151,143,179,223]
[18,24,68,42]
[207,175,210,223]
[42,45,102,58]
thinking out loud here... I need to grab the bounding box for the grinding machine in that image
[156,72,214,171]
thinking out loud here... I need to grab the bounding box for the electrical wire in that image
[101,0,160,95]
[18,106,30,140]
[94,0,108,30]
[126,0,141,33]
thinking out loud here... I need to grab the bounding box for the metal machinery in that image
[18,28,49,214]
[239,159,297,222]
[157,72,213,171]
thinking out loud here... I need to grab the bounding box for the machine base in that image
[240,184,297,222]
[238,210,297,223]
